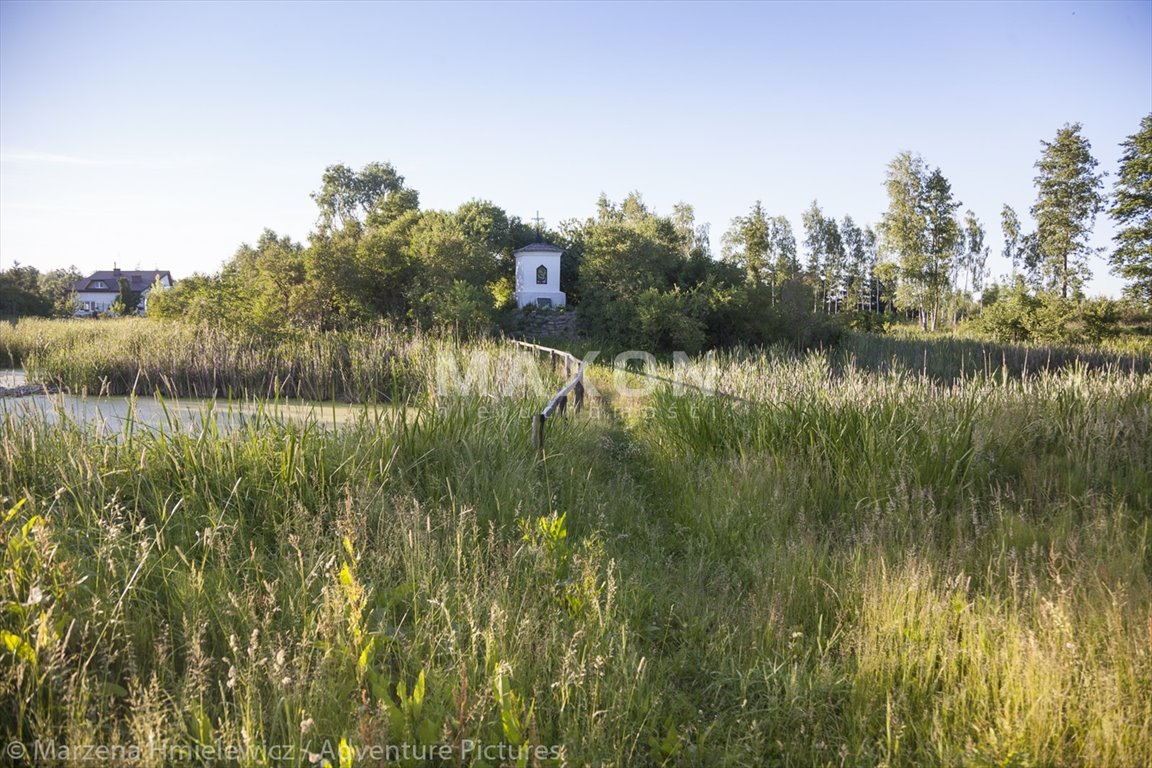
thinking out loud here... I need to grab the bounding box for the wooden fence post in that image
[532,413,546,456]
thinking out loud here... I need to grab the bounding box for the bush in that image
[635,288,707,355]
[422,280,495,337]
[973,281,1121,346]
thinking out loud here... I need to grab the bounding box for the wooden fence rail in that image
[509,339,584,456]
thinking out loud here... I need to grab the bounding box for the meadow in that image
[1,319,1149,766]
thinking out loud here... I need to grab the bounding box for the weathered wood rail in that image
[509,339,584,455]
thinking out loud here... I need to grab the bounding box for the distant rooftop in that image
[514,242,564,254]
[72,269,173,292]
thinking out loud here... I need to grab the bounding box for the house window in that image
[91,280,107,289]
[536,265,547,284]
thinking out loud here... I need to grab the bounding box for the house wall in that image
[516,254,561,294]
[74,292,117,314]
[515,254,566,308]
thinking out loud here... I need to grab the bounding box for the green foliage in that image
[0,264,81,318]
[488,275,516,312]
[571,195,842,352]
[1032,123,1106,298]
[38,135,1131,353]
[634,287,708,355]
[802,199,847,311]
[1109,113,1152,305]
[976,279,1042,343]
[578,193,682,300]
[408,206,503,303]
[423,280,495,336]
[311,161,418,232]
[973,280,1123,345]
[1001,203,1024,275]
[880,154,963,330]
[110,277,142,317]
[722,200,775,287]
[0,265,52,317]
[957,209,989,294]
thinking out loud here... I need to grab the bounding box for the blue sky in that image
[2,0,1149,296]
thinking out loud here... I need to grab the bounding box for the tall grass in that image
[628,355,1151,765]
[844,330,1150,381]
[1,327,1149,765]
[1,319,423,401]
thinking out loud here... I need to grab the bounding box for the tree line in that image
[3,116,1148,350]
[0,265,82,318]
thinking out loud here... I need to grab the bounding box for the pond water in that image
[0,369,27,388]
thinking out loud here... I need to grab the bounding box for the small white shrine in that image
[514,241,566,309]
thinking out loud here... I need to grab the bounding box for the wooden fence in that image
[509,340,584,456]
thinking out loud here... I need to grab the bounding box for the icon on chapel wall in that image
[536,265,548,284]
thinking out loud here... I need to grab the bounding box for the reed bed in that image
[0,318,562,404]
[1,325,1149,766]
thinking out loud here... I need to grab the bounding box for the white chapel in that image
[513,241,566,309]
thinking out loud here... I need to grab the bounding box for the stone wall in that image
[506,309,579,340]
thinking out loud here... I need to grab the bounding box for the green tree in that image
[635,287,707,354]
[573,193,687,345]
[841,216,866,311]
[409,206,505,289]
[874,258,899,316]
[1001,204,1023,276]
[225,229,311,330]
[922,168,961,328]
[878,155,960,329]
[961,210,988,294]
[110,277,143,316]
[977,277,1041,342]
[0,264,82,317]
[147,273,236,324]
[672,202,710,262]
[406,202,517,326]
[802,201,844,311]
[427,280,495,336]
[769,216,800,286]
[801,200,824,282]
[1108,113,1152,305]
[455,199,512,258]
[578,193,681,299]
[0,264,52,317]
[311,162,419,233]
[671,202,712,287]
[722,201,772,287]
[1031,123,1106,298]
[354,210,420,319]
[879,152,930,325]
[41,267,82,316]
